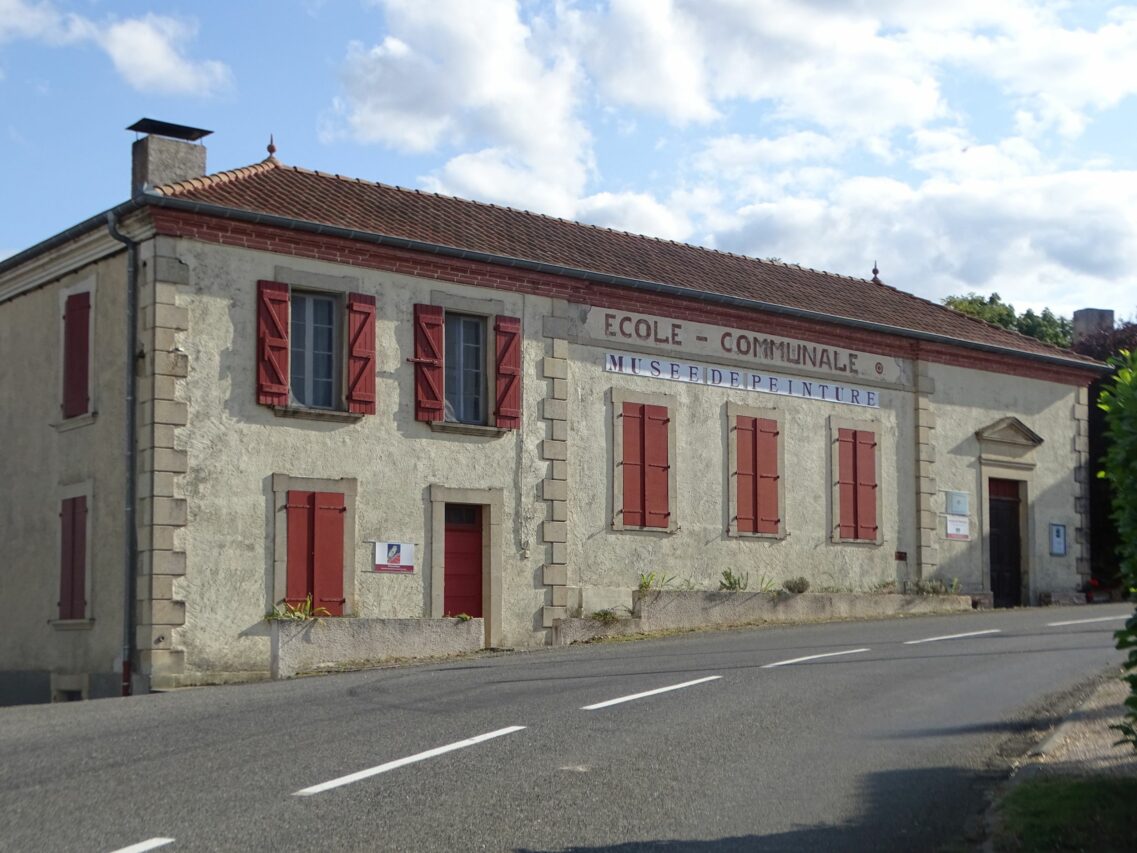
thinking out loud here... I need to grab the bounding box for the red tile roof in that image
[154,157,1099,365]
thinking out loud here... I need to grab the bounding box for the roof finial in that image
[871,261,881,285]
[267,134,277,158]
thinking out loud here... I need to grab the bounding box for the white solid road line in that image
[581,676,722,710]
[109,839,175,853]
[761,648,870,668]
[1047,615,1129,627]
[293,726,526,796]
[904,629,1002,645]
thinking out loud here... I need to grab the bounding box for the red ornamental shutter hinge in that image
[257,281,290,407]
[412,304,444,422]
[346,293,377,415]
[494,315,521,429]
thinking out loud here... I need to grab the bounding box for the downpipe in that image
[105,212,138,697]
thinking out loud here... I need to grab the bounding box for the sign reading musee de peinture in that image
[605,352,880,408]
[585,309,906,386]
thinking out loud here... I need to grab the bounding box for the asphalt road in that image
[0,604,1130,853]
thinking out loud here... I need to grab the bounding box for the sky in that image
[2,0,1136,322]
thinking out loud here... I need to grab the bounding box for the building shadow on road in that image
[515,764,996,853]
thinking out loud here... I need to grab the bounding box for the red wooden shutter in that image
[412,304,444,422]
[312,492,346,616]
[755,417,780,534]
[854,430,878,540]
[62,291,90,418]
[257,281,290,407]
[735,416,756,533]
[621,402,644,527]
[59,496,87,619]
[643,404,670,528]
[346,293,377,415]
[837,428,857,539]
[285,491,313,607]
[494,315,521,429]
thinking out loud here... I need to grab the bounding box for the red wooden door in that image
[444,504,483,618]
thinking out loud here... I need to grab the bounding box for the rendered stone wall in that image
[926,362,1084,601]
[168,241,552,683]
[563,308,918,607]
[271,617,484,678]
[0,252,129,702]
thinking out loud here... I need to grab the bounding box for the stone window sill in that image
[729,530,786,541]
[50,618,95,630]
[271,406,364,423]
[53,412,97,432]
[429,421,506,437]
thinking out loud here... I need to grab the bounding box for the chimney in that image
[128,118,212,196]
[1072,308,1115,345]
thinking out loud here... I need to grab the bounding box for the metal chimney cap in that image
[127,119,212,142]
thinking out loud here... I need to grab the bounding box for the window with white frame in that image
[290,292,339,409]
[444,313,486,424]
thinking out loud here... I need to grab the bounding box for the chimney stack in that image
[127,118,212,196]
[1072,308,1115,345]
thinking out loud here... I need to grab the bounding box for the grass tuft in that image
[994,777,1137,852]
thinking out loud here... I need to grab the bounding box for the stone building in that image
[0,121,1104,703]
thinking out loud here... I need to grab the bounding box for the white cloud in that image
[0,1,229,96]
[0,0,85,42]
[909,128,1046,181]
[575,190,691,241]
[98,15,230,96]
[326,1,1137,320]
[579,0,717,125]
[706,169,1137,318]
[331,0,592,211]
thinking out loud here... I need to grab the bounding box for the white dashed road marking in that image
[1047,615,1129,627]
[581,676,722,710]
[109,839,175,853]
[293,726,526,796]
[904,629,1002,645]
[761,648,870,668]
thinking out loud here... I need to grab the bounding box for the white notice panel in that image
[945,515,970,541]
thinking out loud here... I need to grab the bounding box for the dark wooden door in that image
[444,504,483,617]
[989,479,1022,608]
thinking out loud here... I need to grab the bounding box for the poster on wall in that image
[373,541,416,573]
[945,516,970,541]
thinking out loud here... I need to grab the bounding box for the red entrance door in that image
[444,504,483,617]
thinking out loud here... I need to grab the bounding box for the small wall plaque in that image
[373,541,416,573]
[945,491,969,516]
[1049,524,1067,556]
[945,515,970,540]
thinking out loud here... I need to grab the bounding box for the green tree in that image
[1017,307,1073,348]
[942,292,1018,330]
[1097,349,1137,750]
[941,292,1073,348]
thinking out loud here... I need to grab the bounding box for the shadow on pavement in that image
[516,764,994,852]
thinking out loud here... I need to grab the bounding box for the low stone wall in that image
[552,615,645,646]
[552,591,975,645]
[635,590,973,633]
[271,617,484,678]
